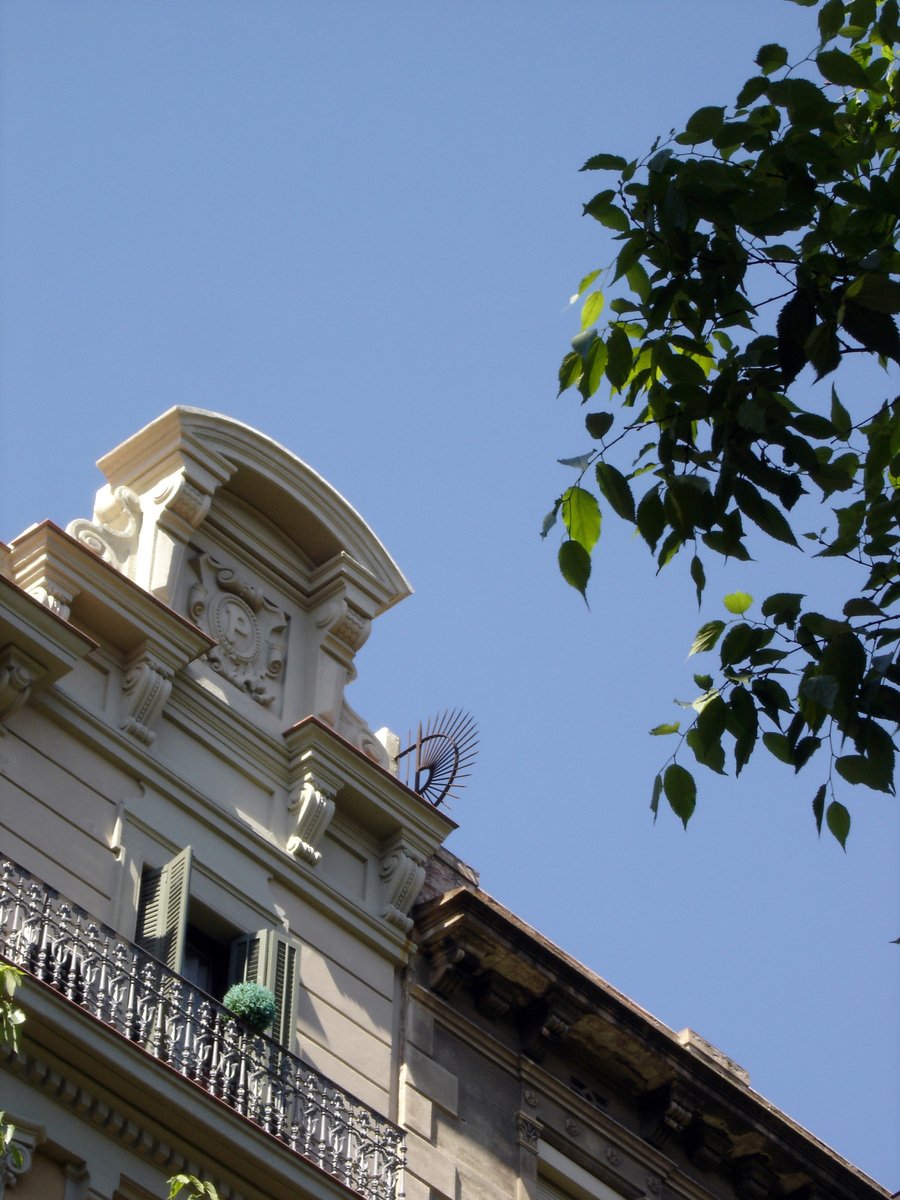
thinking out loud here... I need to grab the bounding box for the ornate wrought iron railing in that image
[0,859,404,1200]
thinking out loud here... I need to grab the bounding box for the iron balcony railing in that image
[0,859,404,1200]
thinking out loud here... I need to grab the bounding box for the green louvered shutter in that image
[135,846,192,972]
[229,930,297,1048]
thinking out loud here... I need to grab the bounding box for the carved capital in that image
[380,839,427,934]
[66,486,142,572]
[286,774,337,864]
[0,1119,40,1200]
[515,1111,542,1153]
[316,597,371,653]
[27,581,76,621]
[121,652,173,746]
[154,474,212,531]
[0,646,45,725]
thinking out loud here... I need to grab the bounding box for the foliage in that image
[168,1176,220,1200]
[548,0,899,845]
[0,964,25,1169]
[0,964,25,1052]
[221,981,276,1032]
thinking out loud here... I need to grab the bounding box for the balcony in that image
[0,858,404,1200]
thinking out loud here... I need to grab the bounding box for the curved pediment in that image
[92,407,410,608]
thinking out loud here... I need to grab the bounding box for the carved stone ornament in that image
[188,552,288,707]
[315,597,372,653]
[27,582,75,621]
[287,775,336,865]
[121,652,173,746]
[523,1088,539,1109]
[565,1117,581,1138]
[154,476,211,529]
[380,840,427,934]
[645,1177,661,1195]
[66,485,142,571]
[605,1148,620,1166]
[0,645,44,725]
[515,1111,541,1153]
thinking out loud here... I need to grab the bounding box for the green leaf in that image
[581,153,628,172]
[690,554,705,607]
[843,597,884,618]
[732,479,799,547]
[805,320,842,380]
[585,411,614,440]
[763,731,793,764]
[818,0,845,39]
[663,763,697,829]
[558,351,581,395]
[558,539,591,599]
[605,325,633,390]
[689,620,726,656]
[761,592,804,626]
[650,772,663,819]
[595,462,636,522]
[846,274,900,315]
[683,105,726,141]
[840,303,900,365]
[581,290,605,330]
[756,43,789,75]
[636,486,666,551]
[830,387,852,440]
[561,486,601,552]
[650,722,681,735]
[835,754,893,793]
[776,289,816,385]
[800,674,839,710]
[816,48,870,88]
[724,591,753,615]
[812,784,826,834]
[825,799,850,850]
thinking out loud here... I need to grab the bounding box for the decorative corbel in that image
[312,594,372,726]
[66,485,142,573]
[518,993,583,1062]
[121,651,173,746]
[0,1117,41,1200]
[642,1081,697,1148]
[426,937,484,998]
[286,773,337,865]
[732,1152,778,1200]
[142,471,216,603]
[0,645,45,725]
[380,837,427,934]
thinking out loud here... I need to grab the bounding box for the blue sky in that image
[1,1,897,1187]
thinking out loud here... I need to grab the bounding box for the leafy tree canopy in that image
[547,0,899,847]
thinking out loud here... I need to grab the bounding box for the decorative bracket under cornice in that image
[380,835,427,934]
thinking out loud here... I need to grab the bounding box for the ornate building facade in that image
[0,410,887,1200]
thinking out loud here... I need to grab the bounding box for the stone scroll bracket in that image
[286,772,337,865]
[119,649,173,747]
[380,835,427,935]
[283,735,343,866]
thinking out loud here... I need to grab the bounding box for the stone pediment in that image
[61,408,411,752]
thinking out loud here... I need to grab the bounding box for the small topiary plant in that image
[222,982,277,1033]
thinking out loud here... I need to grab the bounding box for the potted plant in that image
[222,982,277,1034]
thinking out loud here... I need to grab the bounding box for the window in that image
[136,847,298,1047]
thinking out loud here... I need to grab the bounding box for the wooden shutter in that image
[135,846,192,973]
[230,929,297,1047]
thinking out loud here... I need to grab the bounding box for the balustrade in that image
[0,859,403,1200]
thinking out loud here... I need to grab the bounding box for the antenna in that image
[398,709,478,808]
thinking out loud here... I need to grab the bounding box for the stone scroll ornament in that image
[188,553,288,707]
[379,839,427,934]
